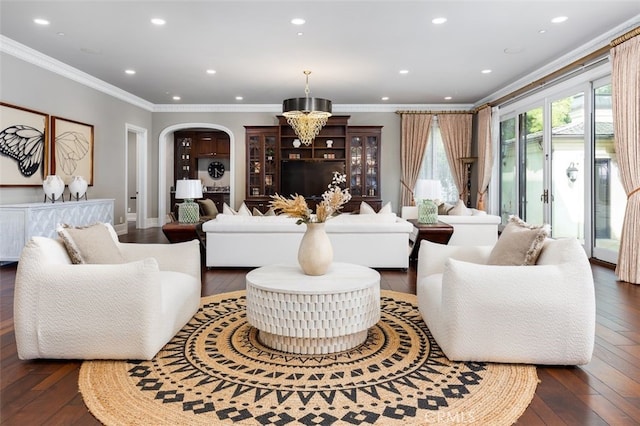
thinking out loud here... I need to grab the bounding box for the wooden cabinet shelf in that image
[245,117,382,213]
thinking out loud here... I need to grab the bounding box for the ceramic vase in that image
[42,175,65,203]
[68,176,88,200]
[298,222,333,276]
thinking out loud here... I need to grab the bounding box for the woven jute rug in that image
[79,290,538,425]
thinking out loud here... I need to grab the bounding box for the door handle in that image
[540,190,549,203]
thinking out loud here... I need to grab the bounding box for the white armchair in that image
[416,238,595,365]
[14,225,201,360]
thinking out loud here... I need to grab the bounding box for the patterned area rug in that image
[79,290,538,425]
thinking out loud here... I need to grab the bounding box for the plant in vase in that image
[270,172,351,275]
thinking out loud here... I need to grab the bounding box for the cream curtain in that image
[439,114,473,202]
[400,113,433,206]
[611,28,640,284]
[475,106,493,211]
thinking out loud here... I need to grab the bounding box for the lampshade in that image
[175,179,203,200]
[414,179,442,201]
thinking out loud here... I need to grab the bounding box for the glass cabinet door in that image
[364,135,378,197]
[248,135,262,197]
[264,135,277,196]
[350,136,363,196]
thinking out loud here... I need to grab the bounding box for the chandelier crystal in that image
[282,71,332,146]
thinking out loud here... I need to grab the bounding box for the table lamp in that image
[414,179,442,224]
[175,179,203,223]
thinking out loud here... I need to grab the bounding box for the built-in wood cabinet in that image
[174,130,230,181]
[244,117,382,213]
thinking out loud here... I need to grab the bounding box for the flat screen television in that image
[280,160,346,198]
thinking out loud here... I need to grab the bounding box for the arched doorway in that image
[158,123,235,225]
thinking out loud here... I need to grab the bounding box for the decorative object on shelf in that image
[270,172,351,275]
[68,175,88,200]
[266,148,274,160]
[566,162,578,183]
[282,71,332,146]
[460,157,477,207]
[42,175,65,203]
[175,179,203,223]
[253,161,261,173]
[207,161,225,179]
[326,139,333,148]
[292,138,301,148]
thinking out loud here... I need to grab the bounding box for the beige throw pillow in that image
[197,199,219,218]
[448,199,472,216]
[487,216,550,266]
[57,223,125,264]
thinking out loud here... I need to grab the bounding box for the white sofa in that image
[401,205,501,245]
[416,238,595,365]
[14,225,201,360]
[203,213,414,268]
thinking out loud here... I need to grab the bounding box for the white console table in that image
[0,199,114,262]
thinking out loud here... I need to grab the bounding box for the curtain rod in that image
[611,26,640,47]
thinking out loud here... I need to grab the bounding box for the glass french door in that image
[499,90,586,242]
[550,91,585,241]
[498,71,625,263]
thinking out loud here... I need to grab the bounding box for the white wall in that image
[0,53,152,228]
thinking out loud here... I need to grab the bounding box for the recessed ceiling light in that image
[125,69,136,75]
[538,29,547,34]
[381,96,389,101]
[291,18,305,25]
[151,18,166,26]
[33,18,50,26]
[173,96,181,101]
[56,32,65,36]
[481,69,492,74]
[432,17,447,25]
[206,69,217,75]
[444,96,452,100]
[551,16,568,24]
[297,32,304,36]
[399,70,409,75]
[235,96,243,101]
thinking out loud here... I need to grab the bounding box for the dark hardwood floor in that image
[1,224,639,425]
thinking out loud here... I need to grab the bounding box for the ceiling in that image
[1,1,639,107]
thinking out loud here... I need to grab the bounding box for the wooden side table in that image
[161,221,200,243]
[407,219,454,261]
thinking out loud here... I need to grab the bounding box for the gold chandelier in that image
[282,71,332,146]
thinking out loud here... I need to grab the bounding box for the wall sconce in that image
[566,162,578,183]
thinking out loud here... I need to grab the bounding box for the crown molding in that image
[475,14,640,108]
[152,103,473,114]
[1,35,154,111]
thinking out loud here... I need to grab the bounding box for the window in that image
[416,119,459,203]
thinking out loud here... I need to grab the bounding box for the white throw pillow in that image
[359,201,377,214]
[379,202,393,214]
[222,203,236,215]
[237,202,252,216]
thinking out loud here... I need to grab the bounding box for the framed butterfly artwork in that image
[0,102,49,187]
[51,116,94,185]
